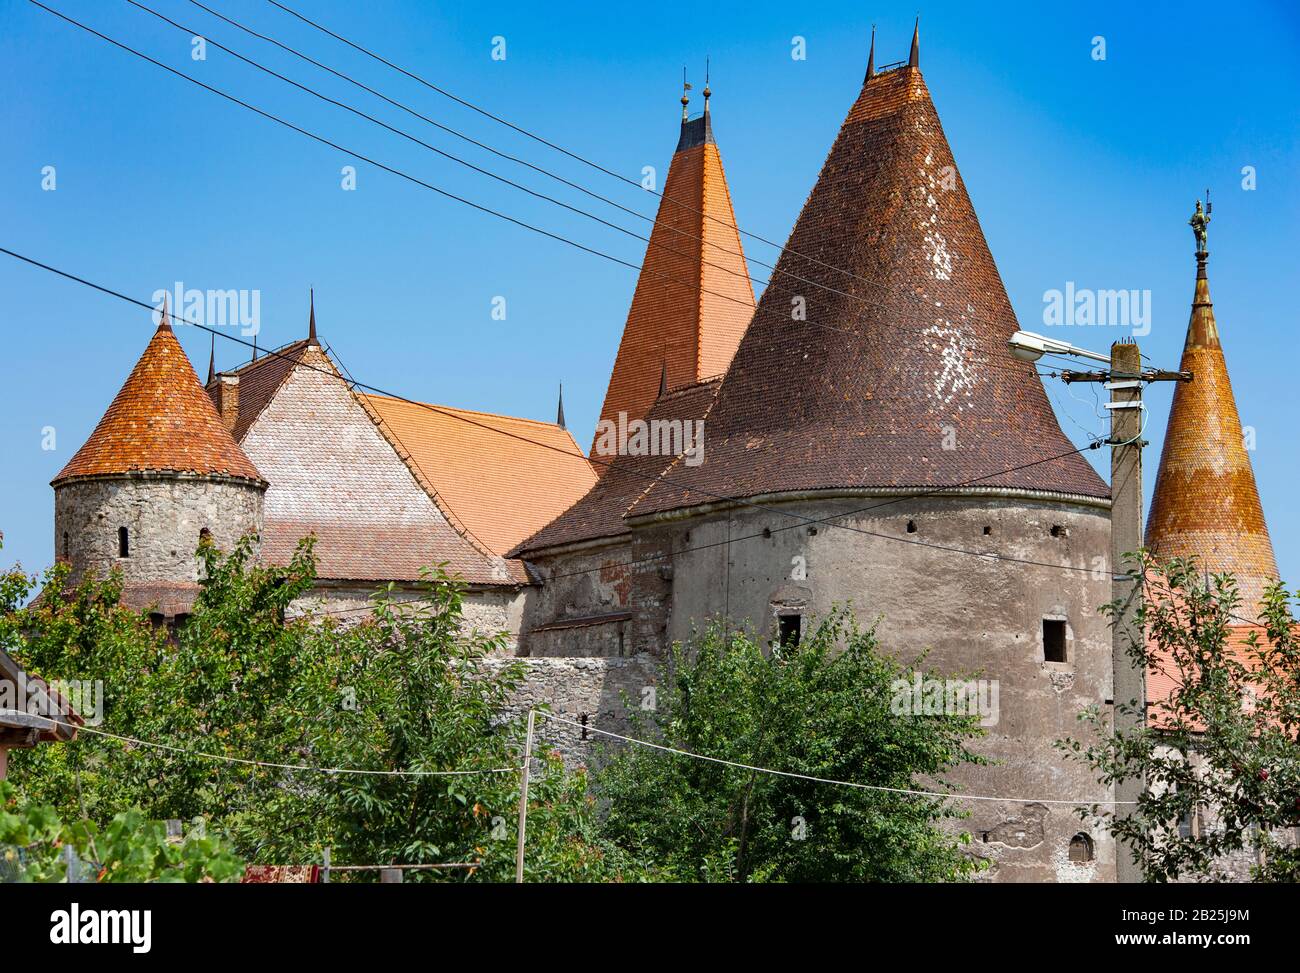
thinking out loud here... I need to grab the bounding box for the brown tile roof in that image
[514,379,721,555]
[208,339,311,442]
[360,394,598,559]
[592,107,754,457]
[1146,259,1279,611]
[626,66,1108,520]
[54,319,263,485]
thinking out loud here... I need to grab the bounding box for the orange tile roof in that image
[1146,257,1279,612]
[592,107,755,458]
[359,394,598,558]
[54,318,263,485]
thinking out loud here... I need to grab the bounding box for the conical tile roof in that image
[54,316,263,485]
[628,56,1107,519]
[591,96,755,459]
[1146,239,1278,611]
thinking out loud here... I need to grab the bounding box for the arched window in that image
[199,527,212,547]
[1068,833,1095,863]
[118,526,130,558]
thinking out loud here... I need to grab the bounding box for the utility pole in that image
[1010,328,1190,882]
[515,709,535,884]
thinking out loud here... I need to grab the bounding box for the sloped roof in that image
[360,394,598,558]
[592,100,754,457]
[207,339,311,442]
[515,379,720,555]
[1145,253,1279,611]
[626,62,1107,520]
[54,318,263,485]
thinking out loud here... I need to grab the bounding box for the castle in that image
[50,26,1279,883]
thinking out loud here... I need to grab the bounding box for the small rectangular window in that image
[1043,619,1067,662]
[118,526,130,558]
[778,615,801,648]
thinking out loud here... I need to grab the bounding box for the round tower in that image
[52,307,266,612]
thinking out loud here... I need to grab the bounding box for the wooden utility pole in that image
[1107,340,1146,884]
[515,709,535,884]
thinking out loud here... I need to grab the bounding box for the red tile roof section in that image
[54,320,263,485]
[592,113,754,457]
[1145,263,1279,612]
[360,395,598,559]
[514,378,720,555]
[627,66,1108,519]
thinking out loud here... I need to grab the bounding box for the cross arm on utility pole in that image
[1060,368,1193,384]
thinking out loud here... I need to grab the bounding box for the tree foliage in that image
[1060,554,1300,882]
[593,612,987,882]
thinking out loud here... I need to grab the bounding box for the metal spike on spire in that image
[681,66,692,122]
[252,333,258,362]
[556,383,566,428]
[703,56,711,114]
[159,292,172,331]
[207,332,216,384]
[909,16,920,68]
[308,287,319,345]
[659,359,668,397]
[864,24,876,82]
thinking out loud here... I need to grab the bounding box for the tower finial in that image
[659,359,668,397]
[703,57,711,114]
[909,16,920,68]
[1189,193,1212,278]
[681,66,692,122]
[159,292,172,331]
[251,333,258,362]
[308,287,319,345]
[207,332,216,384]
[865,24,876,82]
[556,383,566,428]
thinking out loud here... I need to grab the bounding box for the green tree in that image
[1060,554,1300,882]
[593,612,987,882]
[0,781,242,883]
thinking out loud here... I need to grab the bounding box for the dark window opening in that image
[982,525,992,536]
[1043,619,1067,662]
[1050,524,1068,538]
[762,527,772,539]
[906,520,917,534]
[199,527,212,547]
[1068,833,1095,863]
[118,526,129,558]
[62,531,70,560]
[580,713,589,741]
[778,615,801,648]
[807,526,818,536]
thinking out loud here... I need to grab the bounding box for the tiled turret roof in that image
[54,313,263,485]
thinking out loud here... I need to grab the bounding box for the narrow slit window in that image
[118,526,130,558]
[1043,619,1067,662]
[62,531,70,560]
[778,615,801,648]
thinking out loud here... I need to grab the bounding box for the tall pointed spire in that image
[206,332,216,385]
[251,334,258,362]
[592,78,755,463]
[659,359,669,397]
[1146,198,1278,612]
[308,288,319,345]
[159,292,172,332]
[909,17,920,68]
[864,24,876,83]
[703,58,711,115]
[556,383,566,429]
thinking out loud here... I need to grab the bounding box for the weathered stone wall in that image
[55,473,264,586]
[289,582,526,651]
[521,489,1119,881]
[484,655,660,767]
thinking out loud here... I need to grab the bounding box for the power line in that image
[39,0,1054,365]
[24,715,521,777]
[537,712,1136,806]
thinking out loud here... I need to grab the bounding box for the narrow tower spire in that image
[909,17,920,68]
[308,287,319,345]
[658,359,668,397]
[159,293,172,331]
[703,57,711,115]
[864,24,876,83]
[680,67,691,122]
[206,333,216,385]
[556,383,566,428]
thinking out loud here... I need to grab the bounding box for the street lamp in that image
[1007,329,1113,366]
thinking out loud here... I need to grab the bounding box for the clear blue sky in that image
[3,1,1298,584]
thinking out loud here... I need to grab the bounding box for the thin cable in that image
[537,712,1135,806]
[15,714,521,777]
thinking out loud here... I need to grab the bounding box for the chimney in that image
[214,374,240,432]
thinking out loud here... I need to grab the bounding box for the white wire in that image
[9,713,521,777]
[537,712,1136,807]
